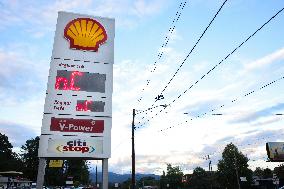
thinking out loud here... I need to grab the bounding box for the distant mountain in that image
[90,172,160,183]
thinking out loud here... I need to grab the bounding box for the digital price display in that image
[76,100,105,112]
[55,70,106,92]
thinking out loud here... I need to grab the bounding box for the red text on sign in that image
[55,71,83,91]
[76,100,92,111]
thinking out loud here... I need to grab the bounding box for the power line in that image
[135,104,169,115]
[137,6,284,128]
[137,1,188,104]
[153,0,228,102]
[215,132,283,155]
[137,0,229,124]
[159,75,284,132]
[197,113,284,116]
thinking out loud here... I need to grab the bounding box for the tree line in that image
[118,143,284,189]
[0,133,90,186]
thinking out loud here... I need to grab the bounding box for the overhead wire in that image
[137,6,284,128]
[137,0,229,124]
[201,113,284,116]
[137,0,188,104]
[158,75,284,132]
[154,0,229,102]
[135,104,169,115]
[201,131,284,159]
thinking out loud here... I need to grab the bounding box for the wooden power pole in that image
[131,109,136,189]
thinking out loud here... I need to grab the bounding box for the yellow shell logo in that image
[64,18,107,51]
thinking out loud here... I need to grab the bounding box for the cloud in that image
[181,98,222,117]
[0,0,169,37]
[0,0,93,35]
[0,120,37,148]
[0,48,48,102]
[131,0,166,18]
[229,103,284,124]
[250,117,282,127]
[236,129,283,147]
[194,129,284,169]
[244,48,284,71]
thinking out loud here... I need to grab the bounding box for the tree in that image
[164,164,183,189]
[21,136,40,181]
[121,178,131,189]
[65,159,90,185]
[137,176,158,187]
[263,168,273,179]
[253,167,264,178]
[274,164,284,180]
[217,143,252,189]
[0,133,23,172]
[189,167,209,189]
[160,170,167,189]
[45,160,65,186]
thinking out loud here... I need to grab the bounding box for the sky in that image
[0,0,284,175]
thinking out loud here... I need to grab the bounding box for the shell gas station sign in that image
[38,11,114,159]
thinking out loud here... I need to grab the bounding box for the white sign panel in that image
[39,11,114,158]
[39,135,110,158]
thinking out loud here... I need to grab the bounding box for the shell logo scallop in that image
[64,18,107,52]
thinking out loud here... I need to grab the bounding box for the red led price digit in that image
[76,100,92,111]
[55,71,83,91]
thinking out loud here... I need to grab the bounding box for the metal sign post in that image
[102,159,108,189]
[36,158,46,189]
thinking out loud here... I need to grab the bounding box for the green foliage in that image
[253,167,273,179]
[253,167,264,177]
[274,164,284,179]
[160,171,167,189]
[0,133,23,172]
[137,176,158,187]
[21,136,40,181]
[73,180,80,187]
[189,167,210,189]
[160,164,183,189]
[263,168,273,179]
[120,178,131,189]
[65,159,90,185]
[45,161,65,186]
[217,143,253,189]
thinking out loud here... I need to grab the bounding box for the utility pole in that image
[209,160,212,189]
[131,109,136,189]
[95,164,98,187]
[207,155,212,189]
[234,150,241,189]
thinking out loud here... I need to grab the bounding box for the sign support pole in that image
[36,157,46,189]
[102,158,108,189]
